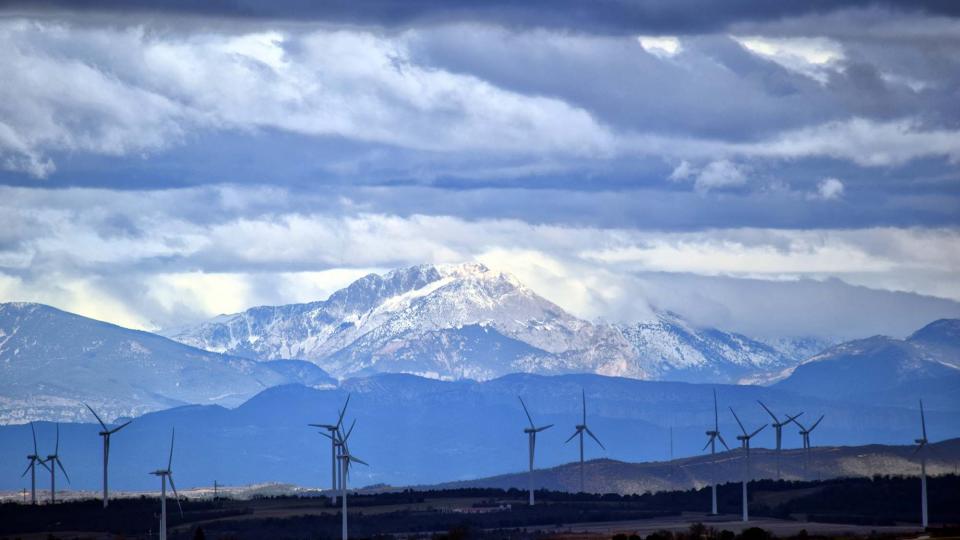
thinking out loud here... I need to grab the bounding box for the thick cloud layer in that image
[0,4,957,339]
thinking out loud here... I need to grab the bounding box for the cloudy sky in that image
[1,1,959,339]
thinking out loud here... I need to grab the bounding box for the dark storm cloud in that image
[3,0,958,34]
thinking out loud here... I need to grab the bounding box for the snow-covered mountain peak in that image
[167,263,824,383]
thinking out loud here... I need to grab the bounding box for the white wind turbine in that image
[702,389,730,515]
[914,399,929,529]
[43,423,70,504]
[519,396,553,506]
[336,418,368,540]
[796,414,824,478]
[564,389,605,493]
[309,394,350,505]
[21,422,48,505]
[730,407,766,522]
[757,401,802,480]
[85,403,132,508]
[150,428,183,540]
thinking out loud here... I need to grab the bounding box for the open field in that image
[2,475,958,540]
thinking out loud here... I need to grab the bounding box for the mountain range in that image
[1,369,957,492]
[165,263,828,383]
[3,263,959,425]
[0,303,335,424]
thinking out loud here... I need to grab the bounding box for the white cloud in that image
[732,35,843,83]
[739,117,960,166]
[2,20,958,179]
[0,184,958,335]
[815,177,845,200]
[668,160,694,181]
[694,160,747,191]
[0,21,620,178]
[637,35,681,58]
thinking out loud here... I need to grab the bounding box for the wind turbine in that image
[702,389,730,515]
[44,423,70,504]
[564,389,604,493]
[757,401,802,480]
[150,428,183,540]
[914,399,929,529]
[309,394,350,504]
[730,407,766,522]
[796,414,824,478]
[336,417,368,540]
[21,422,47,505]
[85,403,132,508]
[519,396,553,506]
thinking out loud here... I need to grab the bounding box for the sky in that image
[1,1,959,339]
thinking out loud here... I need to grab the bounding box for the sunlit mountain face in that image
[0,0,959,509]
[166,263,826,382]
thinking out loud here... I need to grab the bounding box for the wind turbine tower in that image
[150,429,183,540]
[564,389,605,493]
[702,389,730,515]
[915,399,929,529]
[519,396,553,506]
[757,401,802,480]
[85,403,132,508]
[21,422,47,505]
[730,407,766,522]
[310,394,351,505]
[796,415,824,479]
[336,418,368,540]
[44,424,70,504]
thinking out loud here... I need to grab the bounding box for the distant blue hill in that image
[1,368,956,493]
[774,319,960,408]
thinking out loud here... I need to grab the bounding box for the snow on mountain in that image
[0,303,335,424]
[168,263,820,382]
[774,327,960,408]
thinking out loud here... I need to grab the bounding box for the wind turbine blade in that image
[702,435,714,451]
[717,433,731,450]
[757,401,778,423]
[565,430,579,443]
[584,426,605,450]
[336,394,351,429]
[38,458,51,472]
[809,415,824,432]
[169,475,184,517]
[535,424,554,432]
[350,455,369,466]
[21,461,32,478]
[519,397,535,429]
[785,412,803,425]
[168,428,175,471]
[55,423,60,455]
[319,431,333,440]
[794,418,808,432]
[749,424,767,438]
[581,389,586,425]
[57,458,70,484]
[31,421,38,455]
[109,420,132,434]
[729,407,747,435]
[344,419,357,443]
[713,389,719,430]
[920,400,927,440]
[84,403,107,431]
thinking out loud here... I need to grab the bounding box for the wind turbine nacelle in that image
[736,435,748,442]
[915,439,927,445]
[524,428,537,434]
